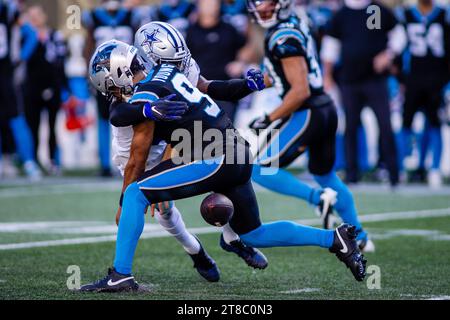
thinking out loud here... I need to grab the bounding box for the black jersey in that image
[130,64,234,152]
[264,15,324,100]
[0,1,19,71]
[397,5,450,79]
[82,7,138,47]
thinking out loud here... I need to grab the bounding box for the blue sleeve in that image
[20,23,38,61]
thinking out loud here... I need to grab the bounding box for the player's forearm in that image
[269,87,310,121]
[110,101,146,127]
[203,78,253,102]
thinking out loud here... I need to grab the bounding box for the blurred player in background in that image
[246,0,373,251]
[153,0,196,37]
[0,0,41,180]
[23,5,68,175]
[82,0,141,177]
[396,0,450,188]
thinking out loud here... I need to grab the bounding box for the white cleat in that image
[315,188,339,229]
[358,239,376,253]
[428,170,442,190]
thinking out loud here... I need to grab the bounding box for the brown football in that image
[200,193,234,227]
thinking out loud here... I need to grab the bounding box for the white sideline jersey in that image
[112,59,201,176]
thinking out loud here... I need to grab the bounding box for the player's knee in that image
[124,182,148,205]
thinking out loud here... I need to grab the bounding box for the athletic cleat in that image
[189,245,220,282]
[330,224,367,281]
[220,234,268,270]
[79,268,139,293]
[24,160,42,182]
[315,188,339,229]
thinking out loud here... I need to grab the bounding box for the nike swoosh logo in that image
[336,230,348,254]
[107,277,134,287]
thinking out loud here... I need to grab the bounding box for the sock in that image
[314,171,363,234]
[429,127,442,170]
[252,164,322,205]
[9,116,35,163]
[222,223,240,244]
[113,182,149,275]
[418,128,429,170]
[240,221,334,248]
[395,130,404,171]
[334,133,345,171]
[401,128,413,159]
[98,118,111,170]
[154,205,201,255]
[357,126,370,172]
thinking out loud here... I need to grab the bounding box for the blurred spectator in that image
[0,0,41,180]
[24,5,68,175]
[221,0,248,35]
[82,0,141,177]
[321,0,406,186]
[186,0,246,122]
[396,0,450,188]
[153,0,196,36]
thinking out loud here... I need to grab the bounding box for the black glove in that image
[143,94,188,121]
[249,114,272,131]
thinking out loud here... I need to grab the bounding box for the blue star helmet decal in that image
[92,44,117,74]
[141,29,162,53]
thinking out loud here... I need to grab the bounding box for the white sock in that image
[155,205,201,255]
[222,223,240,244]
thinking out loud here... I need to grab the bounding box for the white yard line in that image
[1,207,450,251]
[280,288,320,294]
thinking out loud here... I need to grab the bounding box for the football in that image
[200,193,234,227]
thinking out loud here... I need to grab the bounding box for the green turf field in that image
[0,178,449,300]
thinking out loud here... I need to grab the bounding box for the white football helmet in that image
[89,40,146,96]
[134,21,191,77]
[246,0,293,28]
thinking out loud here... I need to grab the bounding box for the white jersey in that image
[112,58,201,176]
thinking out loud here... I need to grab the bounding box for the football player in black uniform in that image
[397,0,450,186]
[79,37,366,292]
[82,0,141,176]
[246,0,374,251]
[0,0,41,179]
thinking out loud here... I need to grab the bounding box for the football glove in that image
[246,69,265,91]
[143,94,188,121]
[249,114,272,131]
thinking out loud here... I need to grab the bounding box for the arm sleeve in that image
[207,79,252,102]
[20,23,38,61]
[109,101,147,127]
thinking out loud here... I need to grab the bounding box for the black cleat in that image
[189,245,220,282]
[79,268,139,293]
[220,234,268,270]
[330,224,367,282]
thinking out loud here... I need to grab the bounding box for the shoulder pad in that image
[268,28,306,52]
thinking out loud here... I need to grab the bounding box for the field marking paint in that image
[280,288,320,294]
[0,207,450,251]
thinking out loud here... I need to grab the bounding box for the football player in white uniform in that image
[111,22,267,276]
